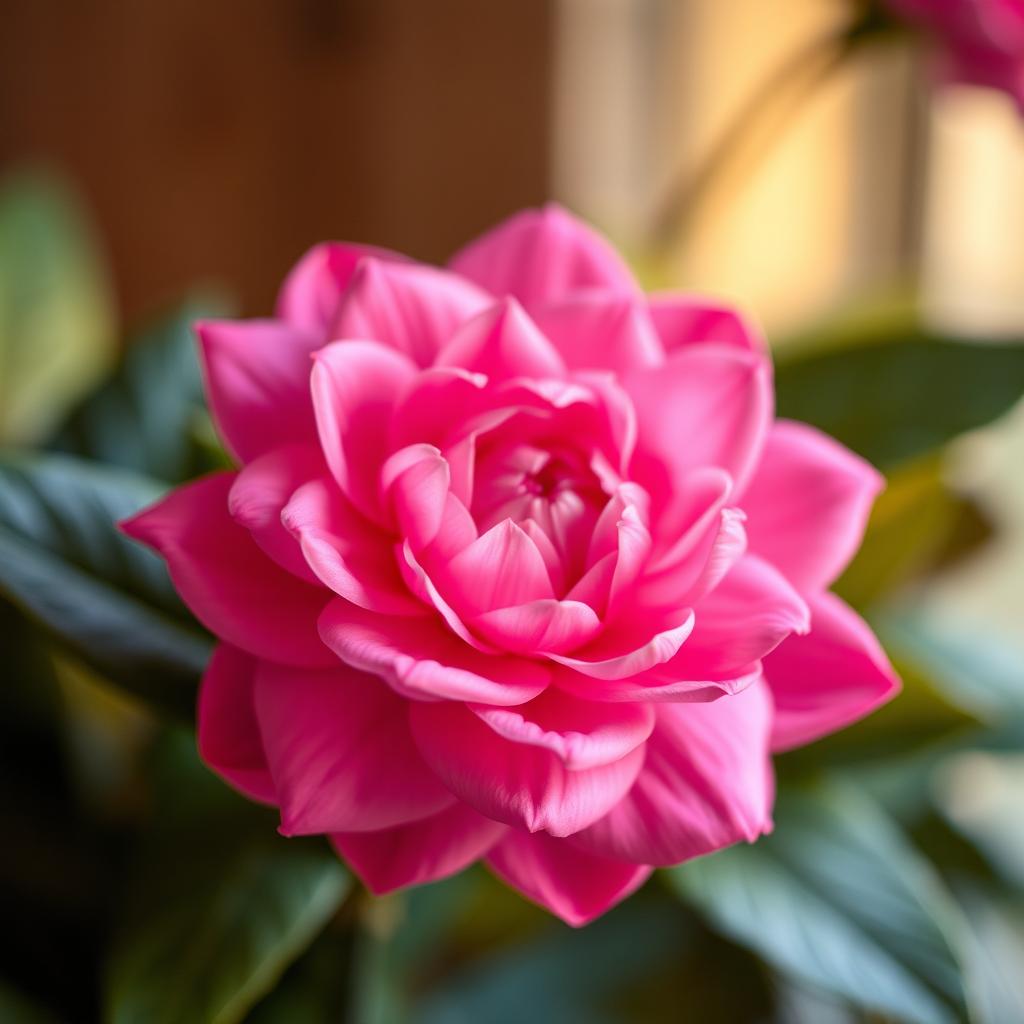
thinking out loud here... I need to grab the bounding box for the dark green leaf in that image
[0,170,116,443]
[0,452,209,718]
[670,782,969,1023]
[775,335,1024,467]
[52,295,230,482]
[107,730,350,1024]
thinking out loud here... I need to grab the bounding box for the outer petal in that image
[409,700,646,837]
[487,831,652,927]
[197,645,275,803]
[334,804,506,894]
[254,660,454,834]
[197,319,319,463]
[470,687,655,770]
[311,339,418,522]
[740,420,884,592]
[275,241,402,334]
[121,474,333,667]
[331,257,491,366]
[531,293,663,374]
[626,344,772,505]
[318,599,551,705]
[434,298,567,381]
[449,204,638,306]
[647,294,765,354]
[766,591,900,752]
[228,443,324,583]
[574,678,774,865]
[283,476,422,615]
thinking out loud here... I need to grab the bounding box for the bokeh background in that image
[2,2,1024,1022]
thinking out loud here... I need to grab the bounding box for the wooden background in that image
[0,0,554,320]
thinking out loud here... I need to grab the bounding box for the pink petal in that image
[442,519,555,615]
[574,678,775,865]
[487,831,652,927]
[553,661,762,705]
[434,298,566,381]
[254,660,454,834]
[626,344,772,504]
[275,241,402,334]
[121,474,333,667]
[197,645,275,803]
[651,554,810,683]
[311,340,418,522]
[546,607,696,681]
[318,599,551,705]
[470,600,602,655]
[390,366,488,452]
[196,319,319,463]
[448,204,638,307]
[333,803,506,894]
[227,443,324,583]
[470,687,654,770]
[531,293,664,374]
[647,294,765,354]
[766,591,900,752]
[740,420,884,592]
[409,700,645,837]
[381,444,452,551]
[282,477,423,615]
[331,257,490,366]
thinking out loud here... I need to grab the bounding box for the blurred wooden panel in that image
[0,0,553,319]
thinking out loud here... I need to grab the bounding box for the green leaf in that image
[52,295,231,482]
[0,170,115,443]
[108,842,348,1024]
[834,455,992,611]
[0,452,209,718]
[107,731,350,1024]
[670,782,969,1024]
[775,334,1024,468]
[878,611,1024,724]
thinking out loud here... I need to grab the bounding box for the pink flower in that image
[122,207,898,926]
[885,0,1024,108]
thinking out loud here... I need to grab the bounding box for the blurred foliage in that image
[1,172,1023,1023]
[0,172,115,445]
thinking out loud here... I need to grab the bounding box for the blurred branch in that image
[652,16,885,253]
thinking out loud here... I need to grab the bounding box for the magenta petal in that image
[574,679,774,865]
[626,344,772,502]
[449,204,638,307]
[332,257,490,367]
[653,554,810,683]
[382,444,452,551]
[740,420,884,592]
[318,599,551,705]
[647,294,765,354]
[409,700,645,837]
[333,803,506,894]
[546,608,695,681]
[443,519,555,615]
[197,319,319,463]
[197,645,276,803]
[434,298,567,381]
[766,591,900,752]
[254,660,454,834]
[471,687,654,770]
[487,831,652,927]
[122,474,333,667]
[470,600,602,655]
[282,477,423,615]
[228,443,324,583]
[275,241,402,334]
[311,340,418,522]
[532,293,663,374]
